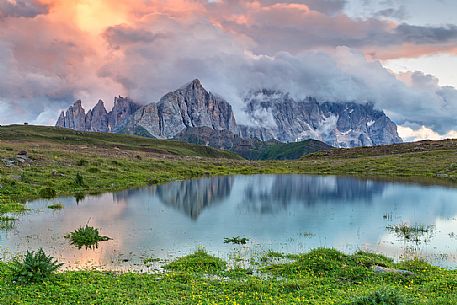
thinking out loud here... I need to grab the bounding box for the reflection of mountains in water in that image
[156,176,234,220]
[242,175,386,214]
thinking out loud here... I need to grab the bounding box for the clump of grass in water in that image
[47,203,64,210]
[0,215,16,230]
[224,236,249,245]
[164,249,226,274]
[386,223,435,244]
[143,257,161,267]
[65,225,111,249]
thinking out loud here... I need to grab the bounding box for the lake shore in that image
[0,248,456,304]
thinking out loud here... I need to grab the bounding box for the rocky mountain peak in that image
[94,99,105,108]
[125,80,238,138]
[110,96,140,131]
[180,79,203,91]
[240,91,402,147]
[56,96,140,133]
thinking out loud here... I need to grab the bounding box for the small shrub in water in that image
[65,225,111,249]
[224,236,249,245]
[0,215,16,231]
[47,203,64,210]
[10,248,63,284]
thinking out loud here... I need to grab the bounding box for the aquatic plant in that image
[0,215,16,231]
[47,203,64,210]
[300,232,315,238]
[65,225,111,249]
[9,248,63,284]
[143,257,161,266]
[224,236,249,245]
[386,223,435,244]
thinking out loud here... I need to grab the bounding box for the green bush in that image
[65,225,111,249]
[10,248,63,284]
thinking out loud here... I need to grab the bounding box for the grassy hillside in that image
[307,139,457,159]
[0,125,241,160]
[257,139,332,160]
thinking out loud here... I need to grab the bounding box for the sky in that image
[1,0,457,141]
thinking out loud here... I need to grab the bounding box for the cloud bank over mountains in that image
[1,0,457,140]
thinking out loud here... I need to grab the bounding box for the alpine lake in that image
[1,174,457,271]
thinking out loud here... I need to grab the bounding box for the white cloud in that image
[398,125,457,142]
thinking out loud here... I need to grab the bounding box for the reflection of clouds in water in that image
[155,176,234,220]
[5,194,132,270]
[2,175,457,270]
[241,175,386,214]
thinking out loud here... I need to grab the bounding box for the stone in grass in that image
[372,265,414,276]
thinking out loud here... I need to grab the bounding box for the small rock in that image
[436,173,449,178]
[372,265,414,276]
[1,158,15,167]
[16,156,27,163]
[51,170,65,177]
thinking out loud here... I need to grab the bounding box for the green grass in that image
[0,248,455,304]
[47,203,64,210]
[257,139,332,160]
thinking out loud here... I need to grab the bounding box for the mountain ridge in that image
[56,79,402,149]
